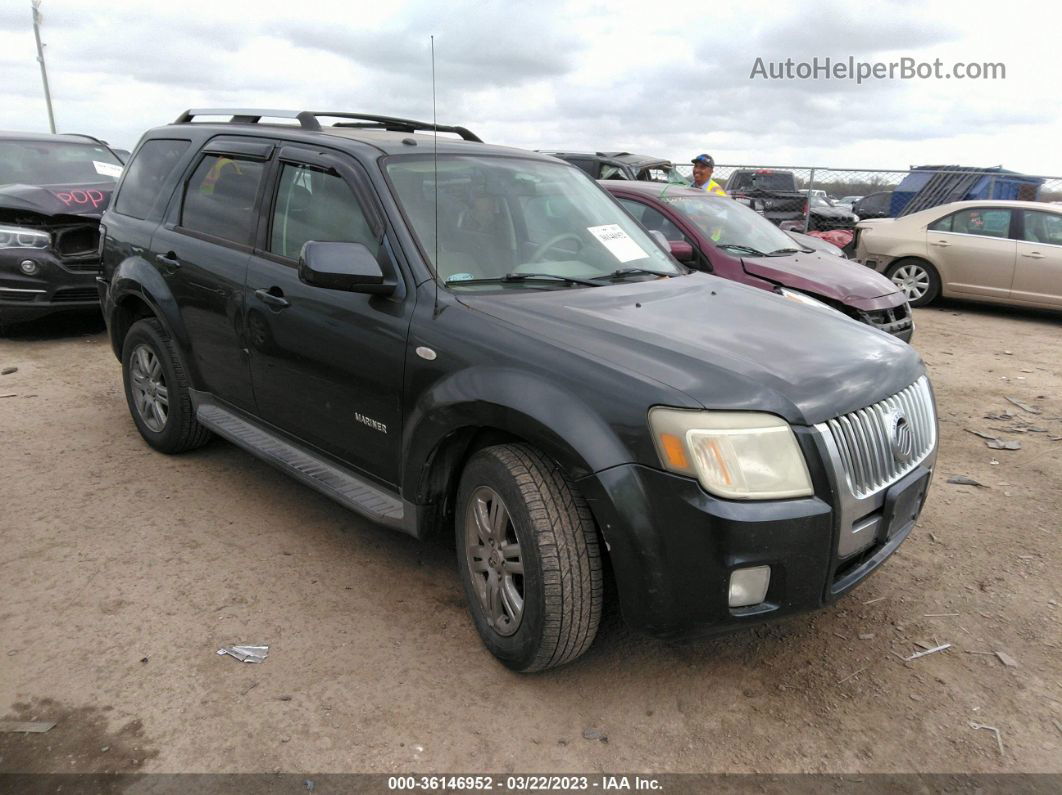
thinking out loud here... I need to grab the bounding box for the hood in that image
[458,273,923,426]
[740,250,901,303]
[0,182,114,219]
[812,205,857,220]
[856,218,895,229]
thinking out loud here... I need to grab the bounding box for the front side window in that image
[181,155,265,245]
[928,213,953,232]
[1021,210,1062,245]
[385,156,684,288]
[661,192,800,254]
[618,198,688,242]
[269,164,376,260]
[950,208,1012,238]
[114,139,190,219]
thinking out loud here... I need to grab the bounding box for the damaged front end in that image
[0,183,112,327]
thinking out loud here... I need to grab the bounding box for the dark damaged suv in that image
[99,110,938,671]
[0,132,125,329]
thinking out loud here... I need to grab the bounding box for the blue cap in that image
[691,154,715,167]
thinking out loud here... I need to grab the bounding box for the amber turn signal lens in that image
[659,433,689,470]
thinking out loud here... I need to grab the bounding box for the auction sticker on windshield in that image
[93,161,123,178]
[588,224,648,263]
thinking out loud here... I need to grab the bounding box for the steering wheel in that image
[529,232,583,263]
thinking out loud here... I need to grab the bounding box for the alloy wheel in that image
[891,263,931,301]
[464,486,525,636]
[129,343,169,433]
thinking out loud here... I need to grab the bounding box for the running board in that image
[195,400,409,533]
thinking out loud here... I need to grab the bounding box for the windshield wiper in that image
[591,267,678,282]
[445,272,600,287]
[767,248,803,256]
[716,243,766,257]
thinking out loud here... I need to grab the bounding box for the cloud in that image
[279,0,582,89]
[0,0,1058,174]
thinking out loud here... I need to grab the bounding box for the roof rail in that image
[59,133,110,146]
[58,132,123,161]
[173,109,482,142]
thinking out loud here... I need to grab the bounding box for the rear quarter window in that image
[114,139,191,220]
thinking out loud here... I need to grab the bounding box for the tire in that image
[885,258,941,307]
[121,318,211,453]
[456,443,603,672]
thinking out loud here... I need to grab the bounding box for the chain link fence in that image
[672,164,1062,236]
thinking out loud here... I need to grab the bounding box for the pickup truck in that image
[98,110,938,671]
[724,169,807,227]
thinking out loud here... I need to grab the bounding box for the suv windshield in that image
[660,192,803,256]
[386,155,684,288]
[0,140,123,186]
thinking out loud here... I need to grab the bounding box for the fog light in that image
[728,566,771,607]
[19,259,39,275]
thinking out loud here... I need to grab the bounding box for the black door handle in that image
[156,251,180,270]
[254,287,290,308]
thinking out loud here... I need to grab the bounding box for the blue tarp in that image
[891,166,1043,216]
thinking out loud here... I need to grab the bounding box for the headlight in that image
[778,287,835,312]
[0,224,50,250]
[649,408,813,500]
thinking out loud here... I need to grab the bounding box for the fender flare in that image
[108,257,198,381]
[402,366,635,503]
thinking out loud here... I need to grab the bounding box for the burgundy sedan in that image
[603,182,913,341]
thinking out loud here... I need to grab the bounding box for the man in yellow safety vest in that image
[690,154,727,196]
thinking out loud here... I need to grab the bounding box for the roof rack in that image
[173,109,482,142]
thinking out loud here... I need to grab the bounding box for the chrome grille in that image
[824,377,936,499]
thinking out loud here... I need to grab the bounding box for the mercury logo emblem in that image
[889,411,915,464]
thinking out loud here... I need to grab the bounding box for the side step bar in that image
[195,400,411,534]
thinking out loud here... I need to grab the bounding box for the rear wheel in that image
[122,318,211,453]
[456,444,603,672]
[886,258,940,307]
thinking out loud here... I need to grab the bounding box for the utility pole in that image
[31,0,56,134]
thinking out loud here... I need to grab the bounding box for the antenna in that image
[431,35,440,316]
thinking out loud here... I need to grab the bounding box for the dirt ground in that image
[0,301,1060,776]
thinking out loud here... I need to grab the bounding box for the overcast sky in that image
[2,0,1059,174]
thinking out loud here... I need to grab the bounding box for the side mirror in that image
[668,240,695,263]
[298,241,395,295]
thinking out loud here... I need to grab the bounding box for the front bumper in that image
[577,429,936,638]
[855,301,914,342]
[0,249,101,324]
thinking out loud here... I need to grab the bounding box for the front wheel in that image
[456,444,603,672]
[886,258,940,307]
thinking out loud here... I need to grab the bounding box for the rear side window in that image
[269,164,376,260]
[1022,210,1062,245]
[114,139,190,219]
[181,155,265,245]
[565,158,601,179]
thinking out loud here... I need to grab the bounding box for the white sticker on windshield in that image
[93,161,123,178]
[587,224,648,263]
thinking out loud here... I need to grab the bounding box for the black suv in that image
[541,150,686,183]
[99,109,938,671]
[0,132,125,329]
